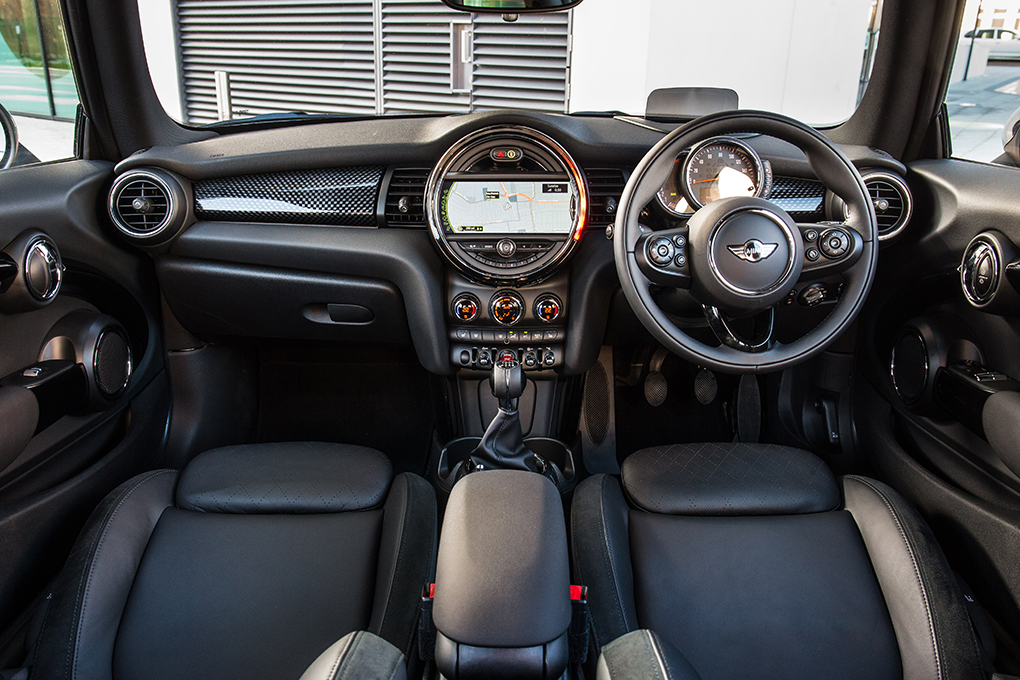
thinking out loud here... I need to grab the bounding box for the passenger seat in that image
[29,441,436,680]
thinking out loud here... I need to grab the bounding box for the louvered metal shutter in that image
[379,0,471,113]
[176,0,377,124]
[174,0,572,124]
[471,13,570,112]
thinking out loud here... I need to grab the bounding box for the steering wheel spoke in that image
[634,227,692,289]
[798,222,864,280]
[703,305,776,353]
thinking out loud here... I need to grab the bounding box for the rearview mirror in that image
[439,0,584,14]
[0,103,18,170]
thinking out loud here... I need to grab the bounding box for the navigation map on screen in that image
[441,180,575,234]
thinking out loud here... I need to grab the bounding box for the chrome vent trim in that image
[108,170,176,238]
[860,171,912,241]
[384,168,430,227]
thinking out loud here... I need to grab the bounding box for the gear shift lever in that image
[469,358,534,472]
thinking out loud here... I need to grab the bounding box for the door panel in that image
[855,157,1020,665]
[0,159,168,638]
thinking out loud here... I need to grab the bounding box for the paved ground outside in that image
[946,62,1020,162]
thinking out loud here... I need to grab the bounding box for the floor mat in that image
[256,348,434,476]
[614,355,737,465]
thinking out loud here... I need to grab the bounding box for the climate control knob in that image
[490,290,525,326]
[534,294,562,323]
[452,293,480,322]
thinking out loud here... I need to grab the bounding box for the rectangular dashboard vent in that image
[585,168,627,227]
[384,168,430,227]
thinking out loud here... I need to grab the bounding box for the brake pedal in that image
[694,368,718,405]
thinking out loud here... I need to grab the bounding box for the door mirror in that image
[0,104,18,170]
[439,0,583,14]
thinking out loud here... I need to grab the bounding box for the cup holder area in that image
[436,436,576,493]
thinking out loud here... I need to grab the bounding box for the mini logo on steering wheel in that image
[727,239,778,263]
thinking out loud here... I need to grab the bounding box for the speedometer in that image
[682,138,764,209]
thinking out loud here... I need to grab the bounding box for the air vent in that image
[586,168,627,226]
[385,169,430,227]
[861,172,912,241]
[109,170,177,239]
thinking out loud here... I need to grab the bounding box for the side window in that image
[947,3,1020,163]
[0,0,81,167]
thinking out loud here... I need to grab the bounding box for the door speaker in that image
[40,310,132,409]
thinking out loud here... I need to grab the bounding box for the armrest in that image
[433,470,570,680]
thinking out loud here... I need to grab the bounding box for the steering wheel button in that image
[819,229,850,258]
[806,248,820,261]
[649,238,675,265]
[673,234,687,248]
[674,254,687,267]
[804,229,818,242]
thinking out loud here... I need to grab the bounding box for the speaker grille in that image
[583,362,610,445]
[95,330,131,397]
[891,330,927,403]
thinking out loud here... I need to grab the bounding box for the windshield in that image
[138,0,882,128]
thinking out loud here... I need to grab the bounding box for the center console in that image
[425,125,587,374]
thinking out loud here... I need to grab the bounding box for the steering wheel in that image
[614,110,878,374]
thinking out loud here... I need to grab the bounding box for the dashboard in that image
[100,111,912,378]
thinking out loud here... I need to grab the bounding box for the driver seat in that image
[571,443,988,680]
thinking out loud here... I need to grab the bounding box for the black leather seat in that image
[30,442,436,680]
[572,442,989,680]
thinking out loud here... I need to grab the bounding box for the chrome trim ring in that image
[108,169,177,239]
[24,235,62,301]
[890,329,927,404]
[94,327,133,399]
[681,137,766,211]
[425,125,588,285]
[845,170,913,242]
[961,236,1000,307]
[706,207,798,296]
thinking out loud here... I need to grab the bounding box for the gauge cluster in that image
[656,137,773,216]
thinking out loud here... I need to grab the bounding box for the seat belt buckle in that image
[419,583,436,661]
[569,585,589,664]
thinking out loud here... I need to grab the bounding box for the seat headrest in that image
[621,443,839,516]
[177,442,392,514]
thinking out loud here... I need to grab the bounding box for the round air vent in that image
[960,231,1020,314]
[108,169,188,245]
[840,171,912,241]
[864,172,911,241]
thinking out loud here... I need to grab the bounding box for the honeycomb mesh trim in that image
[194,166,385,226]
[769,177,825,218]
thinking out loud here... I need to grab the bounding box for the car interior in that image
[1,0,1020,678]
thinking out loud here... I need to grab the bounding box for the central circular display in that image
[425,126,588,285]
[708,209,795,295]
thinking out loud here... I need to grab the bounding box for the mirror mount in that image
[0,103,18,170]
[439,0,583,15]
